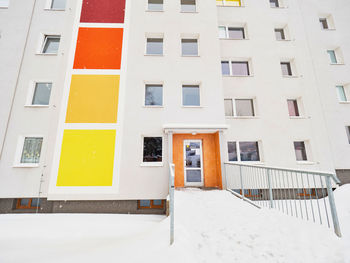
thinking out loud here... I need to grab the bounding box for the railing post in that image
[267,168,274,209]
[239,165,244,198]
[169,164,175,245]
[325,176,342,237]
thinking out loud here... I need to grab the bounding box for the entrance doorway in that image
[183,140,204,187]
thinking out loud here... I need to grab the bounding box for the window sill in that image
[143,105,164,108]
[330,63,345,66]
[226,116,258,119]
[44,8,65,11]
[227,161,264,165]
[182,106,203,108]
[13,164,40,168]
[145,10,164,13]
[339,101,350,104]
[296,161,316,165]
[144,54,164,57]
[219,38,249,41]
[0,6,9,9]
[289,116,309,119]
[35,53,58,56]
[181,55,200,57]
[180,11,198,14]
[321,28,336,31]
[140,162,163,167]
[24,105,50,108]
[270,6,288,9]
[282,75,299,78]
[223,75,253,78]
[276,39,292,42]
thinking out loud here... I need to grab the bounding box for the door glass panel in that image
[186,170,202,182]
[185,142,201,168]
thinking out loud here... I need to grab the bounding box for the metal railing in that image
[225,162,342,237]
[168,163,175,245]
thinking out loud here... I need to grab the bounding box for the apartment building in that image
[0,0,349,213]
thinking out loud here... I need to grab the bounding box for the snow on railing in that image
[224,163,342,237]
[168,163,175,245]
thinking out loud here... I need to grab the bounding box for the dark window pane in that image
[143,137,162,162]
[235,99,254,116]
[221,61,230,75]
[20,199,30,207]
[287,100,299,116]
[281,62,292,76]
[294,141,307,161]
[228,142,238,161]
[228,27,245,39]
[31,198,41,208]
[182,39,198,56]
[181,0,196,12]
[32,83,52,105]
[231,62,249,76]
[186,170,202,182]
[146,38,163,55]
[153,200,162,206]
[148,0,163,11]
[140,200,151,207]
[224,99,233,116]
[275,29,285,40]
[145,85,163,106]
[270,0,279,7]
[319,18,328,29]
[182,85,200,106]
[239,142,260,161]
[185,142,201,168]
[346,127,350,144]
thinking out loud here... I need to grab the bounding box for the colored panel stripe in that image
[80,0,125,23]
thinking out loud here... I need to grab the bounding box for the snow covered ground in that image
[0,186,349,263]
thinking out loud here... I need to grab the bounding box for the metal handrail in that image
[168,162,175,245]
[224,162,342,237]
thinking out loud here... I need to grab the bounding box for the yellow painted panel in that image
[216,0,223,5]
[66,75,119,123]
[226,0,241,6]
[57,130,116,186]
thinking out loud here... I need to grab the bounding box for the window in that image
[346,126,350,144]
[294,141,307,161]
[182,85,200,106]
[41,35,60,54]
[148,0,163,11]
[181,0,196,12]
[236,189,262,197]
[16,198,41,209]
[145,84,163,106]
[281,62,292,76]
[275,28,285,40]
[270,0,279,8]
[221,61,250,76]
[287,99,299,117]
[20,137,43,164]
[146,38,163,55]
[181,39,198,56]
[143,137,162,163]
[218,26,246,39]
[0,0,9,8]
[327,50,337,64]
[216,0,241,6]
[221,61,230,75]
[138,200,165,209]
[319,18,328,29]
[235,99,255,116]
[227,141,260,162]
[227,142,238,161]
[296,189,316,197]
[336,85,348,102]
[50,0,66,10]
[32,83,52,106]
[224,99,234,116]
[240,142,260,161]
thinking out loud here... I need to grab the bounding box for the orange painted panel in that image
[73,28,123,69]
[173,133,222,189]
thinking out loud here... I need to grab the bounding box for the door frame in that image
[183,139,204,187]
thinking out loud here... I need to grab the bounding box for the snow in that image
[0,187,349,263]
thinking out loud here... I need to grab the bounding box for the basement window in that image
[138,200,165,209]
[296,189,316,197]
[16,198,41,209]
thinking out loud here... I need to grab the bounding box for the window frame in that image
[137,200,165,209]
[25,81,53,107]
[280,60,296,77]
[227,141,262,163]
[141,136,164,166]
[293,141,309,162]
[336,85,349,103]
[180,0,197,13]
[144,83,164,107]
[222,60,252,77]
[287,99,301,118]
[234,98,256,117]
[13,135,44,168]
[346,126,350,144]
[218,25,247,40]
[146,0,164,12]
[16,198,41,209]
[0,0,9,8]
[181,38,199,57]
[319,15,336,30]
[45,0,66,10]
[327,48,344,65]
[145,36,164,56]
[38,34,61,55]
[182,84,201,107]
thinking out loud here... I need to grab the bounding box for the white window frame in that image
[143,81,164,108]
[274,24,291,41]
[181,83,202,108]
[37,34,61,55]
[13,135,44,168]
[319,14,336,30]
[25,81,52,107]
[327,47,344,65]
[269,0,287,8]
[145,33,164,56]
[227,141,263,163]
[45,0,66,10]
[222,59,253,77]
[180,35,200,57]
[346,126,350,144]
[141,135,164,167]
[180,0,197,13]
[146,0,164,12]
[225,98,257,118]
[0,0,9,8]
[287,97,305,119]
[293,140,314,164]
[336,84,350,103]
[218,25,248,40]
[280,59,298,77]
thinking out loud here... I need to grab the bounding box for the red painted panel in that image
[80,0,125,23]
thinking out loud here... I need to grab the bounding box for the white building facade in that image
[0,0,349,213]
